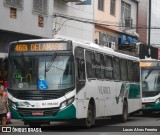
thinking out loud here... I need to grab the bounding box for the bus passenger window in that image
[95,53,101,79]
[127,60,134,81]
[133,62,140,82]
[104,55,113,80]
[78,58,85,80]
[75,47,85,92]
[86,51,95,79]
[113,57,120,81]
[100,54,104,79]
[120,59,127,81]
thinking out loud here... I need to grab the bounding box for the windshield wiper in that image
[145,69,153,79]
[44,52,57,81]
[45,52,57,72]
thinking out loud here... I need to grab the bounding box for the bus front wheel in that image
[81,102,95,128]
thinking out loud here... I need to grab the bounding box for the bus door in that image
[95,53,105,117]
[103,55,115,116]
[75,47,87,118]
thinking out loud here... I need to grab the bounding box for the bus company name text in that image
[92,64,113,71]
[98,86,111,95]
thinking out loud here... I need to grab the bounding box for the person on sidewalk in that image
[1,82,12,124]
[0,85,9,126]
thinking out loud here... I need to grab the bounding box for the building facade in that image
[0,0,54,53]
[150,0,160,45]
[137,0,148,44]
[94,0,139,51]
[53,0,94,42]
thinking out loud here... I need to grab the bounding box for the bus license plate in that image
[32,111,43,116]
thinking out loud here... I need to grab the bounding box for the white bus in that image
[140,59,160,115]
[7,38,141,127]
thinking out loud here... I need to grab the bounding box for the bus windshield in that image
[8,55,74,90]
[142,69,160,93]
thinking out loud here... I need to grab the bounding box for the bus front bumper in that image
[9,104,76,121]
[142,102,160,111]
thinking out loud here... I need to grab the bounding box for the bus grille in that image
[143,102,155,108]
[18,107,59,117]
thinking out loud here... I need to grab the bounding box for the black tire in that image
[24,121,28,125]
[121,100,128,123]
[81,102,95,128]
[28,122,41,127]
[142,110,152,116]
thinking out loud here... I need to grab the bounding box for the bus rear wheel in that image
[28,122,41,127]
[121,100,128,123]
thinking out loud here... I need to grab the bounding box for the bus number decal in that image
[15,44,28,51]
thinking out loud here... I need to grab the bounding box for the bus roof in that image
[72,40,139,62]
[10,38,139,62]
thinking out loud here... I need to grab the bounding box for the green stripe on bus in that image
[128,84,140,99]
[142,103,160,110]
[9,104,76,120]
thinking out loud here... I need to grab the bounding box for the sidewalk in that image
[6,119,24,126]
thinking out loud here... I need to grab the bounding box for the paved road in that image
[1,112,160,135]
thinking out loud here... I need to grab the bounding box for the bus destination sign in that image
[140,61,160,67]
[11,42,71,52]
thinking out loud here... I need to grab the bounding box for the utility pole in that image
[148,0,151,47]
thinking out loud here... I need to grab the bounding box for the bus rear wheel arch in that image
[121,99,128,122]
[111,99,128,123]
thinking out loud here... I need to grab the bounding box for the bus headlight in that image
[155,98,160,104]
[60,96,75,109]
[8,99,17,110]
[12,103,17,110]
[60,101,67,109]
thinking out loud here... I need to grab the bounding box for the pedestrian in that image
[0,85,9,126]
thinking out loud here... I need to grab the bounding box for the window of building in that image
[86,51,95,79]
[33,0,48,16]
[110,0,116,16]
[121,1,131,19]
[38,15,44,27]
[10,8,17,19]
[98,0,104,11]
[4,0,23,10]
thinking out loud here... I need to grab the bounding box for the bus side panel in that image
[128,83,141,113]
[104,81,118,116]
[76,85,89,119]
[86,79,105,117]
